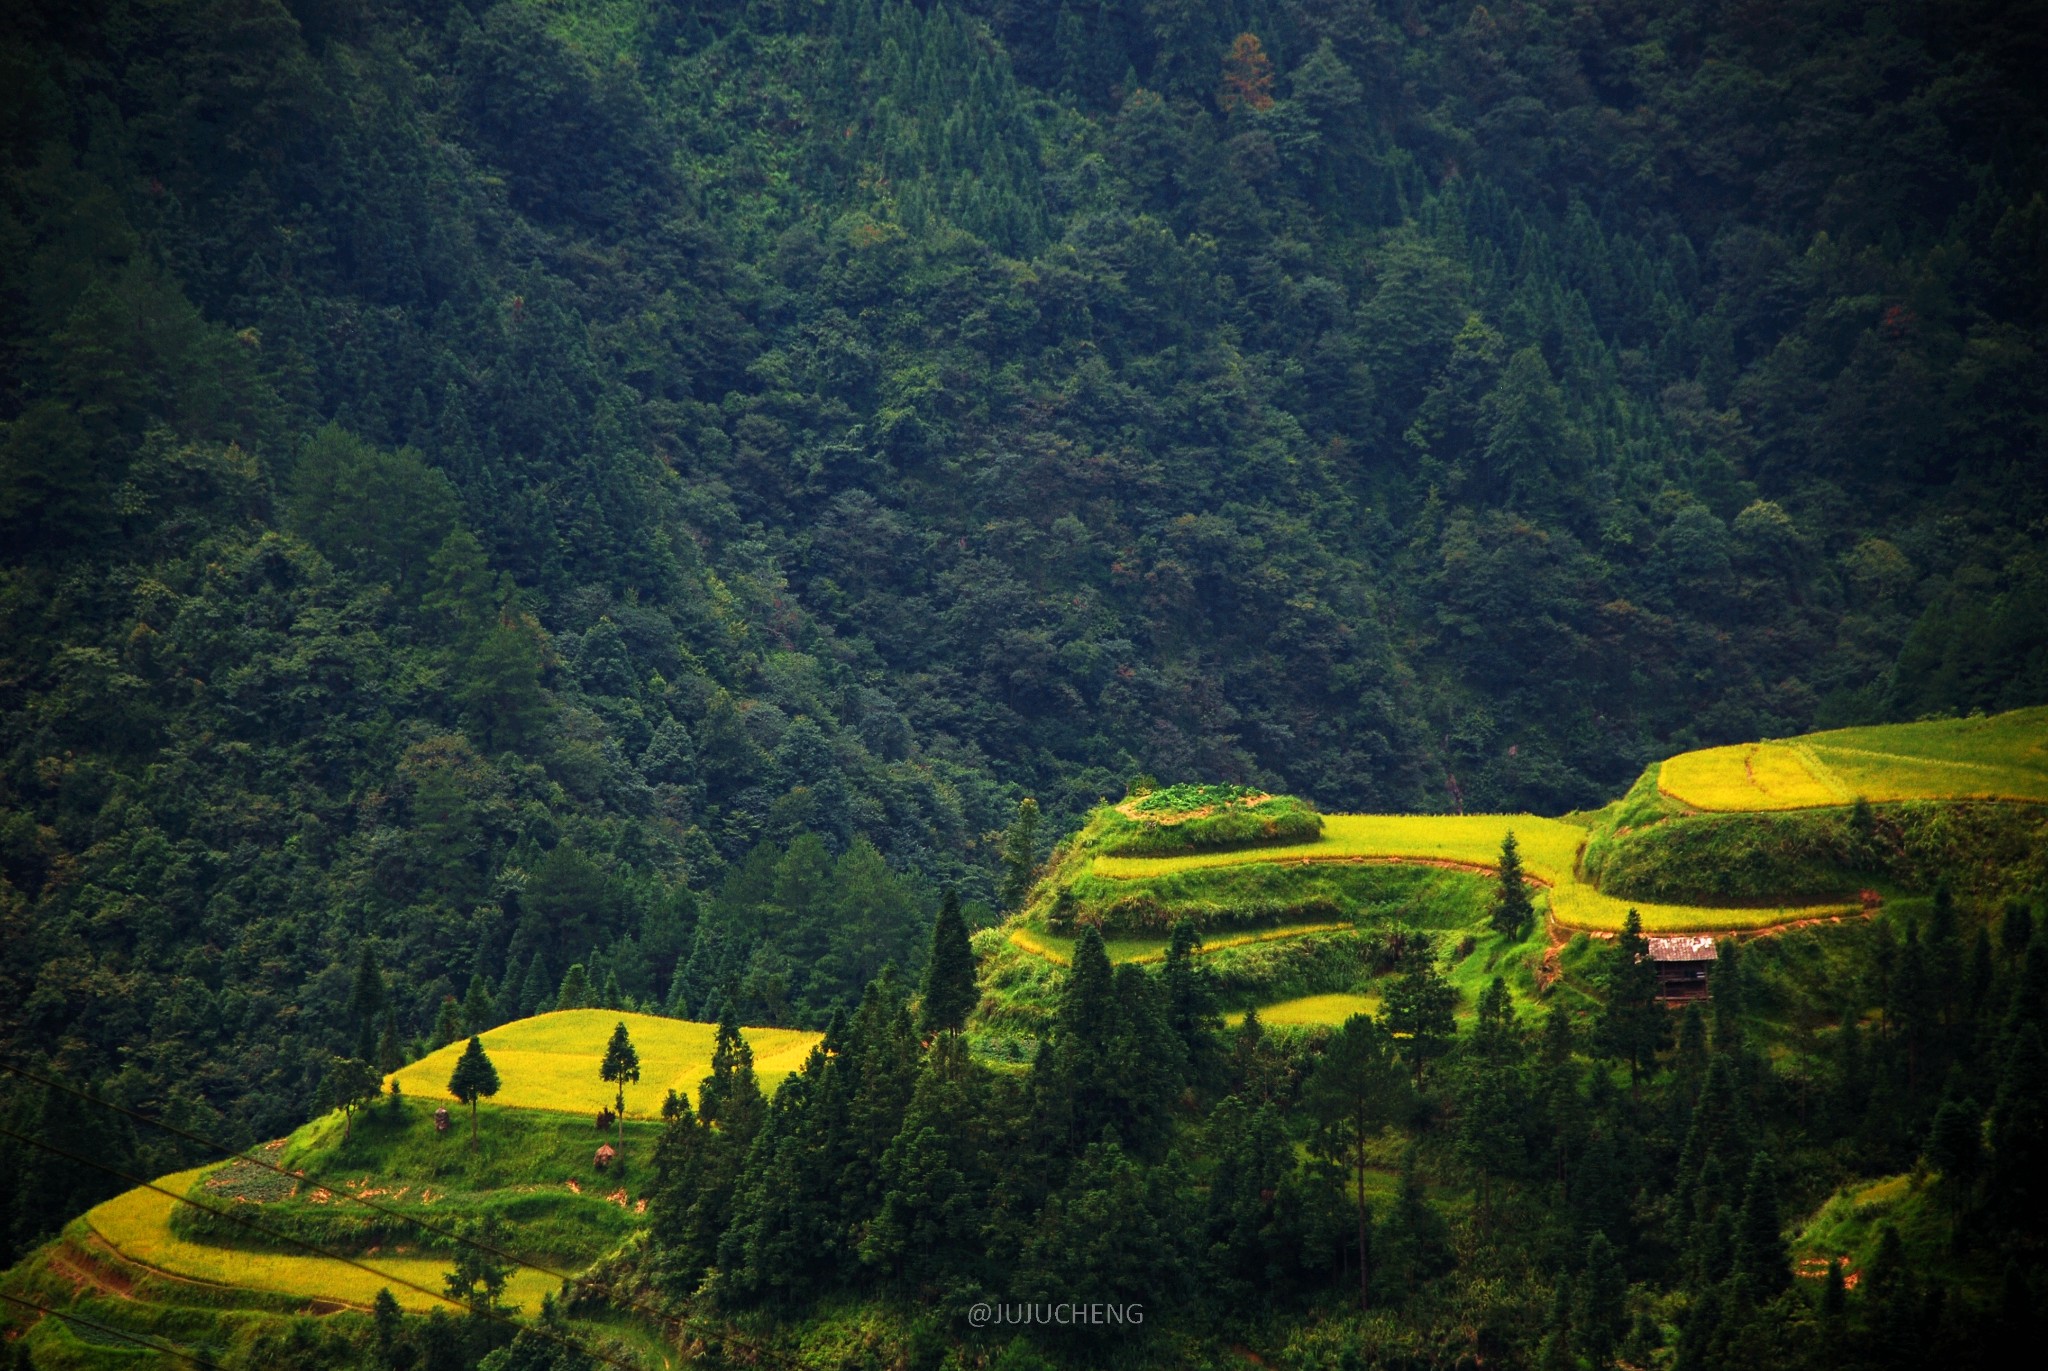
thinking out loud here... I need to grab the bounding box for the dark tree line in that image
[608,901,2048,1367]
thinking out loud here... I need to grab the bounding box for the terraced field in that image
[388,1009,821,1118]
[1088,812,1853,934]
[1007,920,1357,966]
[1658,707,2048,811]
[85,1169,559,1314]
[1225,992,1381,1028]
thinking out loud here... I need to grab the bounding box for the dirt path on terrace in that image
[46,1242,138,1301]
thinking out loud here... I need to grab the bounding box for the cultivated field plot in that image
[1009,920,1356,966]
[1225,992,1381,1028]
[1658,707,2048,811]
[87,1169,558,1313]
[1093,812,1587,881]
[1090,813,1852,933]
[389,1010,821,1119]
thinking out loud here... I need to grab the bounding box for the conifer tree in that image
[350,947,387,1061]
[1576,1233,1627,1370]
[1596,911,1669,1081]
[1038,924,1119,1152]
[999,797,1041,910]
[699,1000,761,1130]
[1710,938,1743,1053]
[1926,1086,1983,1220]
[461,977,495,1036]
[1537,1273,1575,1371]
[375,1010,404,1077]
[860,1034,985,1289]
[1472,975,1520,1064]
[1163,919,1222,1088]
[1107,961,1184,1157]
[1893,923,1933,1093]
[430,996,464,1050]
[1732,1152,1788,1294]
[1302,1013,1409,1310]
[1382,949,1456,1086]
[1987,1022,2048,1239]
[1203,1094,1295,1303]
[2001,901,2034,961]
[601,1020,640,1149]
[1491,831,1535,940]
[447,1036,501,1149]
[556,963,591,1011]
[1820,1258,1847,1327]
[1456,1059,1521,1230]
[1375,1143,1450,1303]
[917,890,978,1038]
[647,1090,709,1296]
[371,1288,403,1366]
[518,951,552,1017]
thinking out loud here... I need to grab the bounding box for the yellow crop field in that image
[1546,879,1856,934]
[1659,706,2048,811]
[1086,811,1849,934]
[1226,992,1381,1027]
[1009,920,1355,966]
[1092,812,1586,882]
[389,1010,821,1119]
[87,1169,557,1313]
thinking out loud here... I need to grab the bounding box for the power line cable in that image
[0,1290,228,1370]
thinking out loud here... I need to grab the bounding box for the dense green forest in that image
[2,0,2047,1364]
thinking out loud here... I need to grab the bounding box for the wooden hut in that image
[1647,936,1716,1001]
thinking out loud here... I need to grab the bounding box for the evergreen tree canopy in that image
[917,891,978,1037]
[447,1036,501,1148]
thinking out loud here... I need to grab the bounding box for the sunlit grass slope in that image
[1089,812,1851,933]
[1658,706,2048,811]
[388,1010,821,1119]
[1225,992,1382,1028]
[87,1169,557,1314]
[1093,812,1587,880]
[1007,920,1356,966]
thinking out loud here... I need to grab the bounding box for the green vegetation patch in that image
[1586,765,2048,906]
[1094,785,1324,857]
[1046,855,1493,937]
[171,1100,659,1264]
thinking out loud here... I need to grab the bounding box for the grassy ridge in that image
[87,1170,560,1314]
[1088,812,1853,933]
[1048,857,1499,938]
[1658,707,2048,810]
[1092,812,1586,880]
[387,1010,820,1119]
[1093,785,1324,857]
[167,1101,660,1264]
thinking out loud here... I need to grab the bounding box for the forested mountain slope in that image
[2,0,2046,1269]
